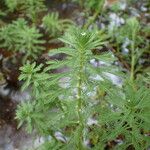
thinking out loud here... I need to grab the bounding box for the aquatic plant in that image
[2,0,46,22]
[20,0,46,22]
[42,12,73,37]
[73,0,105,11]
[16,27,150,149]
[16,27,117,149]
[4,0,18,12]
[72,0,105,29]
[95,82,150,150]
[113,17,148,82]
[0,18,45,61]
[0,0,147,149]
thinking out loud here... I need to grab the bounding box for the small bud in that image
[81,32,86,36]
[79,109,82,112]
[76,95,80,99]
[77,121,80,124]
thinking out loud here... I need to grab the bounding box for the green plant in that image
[84,0,105,29]
[96,82,150,150]
[73,0,105,11]
[0,0,19,14]
[72,0,105,29]
[114,17,146,82]
[16,27,150,150]
[0,22,15,49]
[4,0,18,12]
[85,0,105,11]
[18,61,49,96]
[0,0,147,149]
[0,18,45,61]
[2,0,46,21]
[16,99,52,134]
[20,0,46,22]
[42,12,73,37]
[16,27,118,149]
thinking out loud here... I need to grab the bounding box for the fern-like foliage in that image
[116,17,141,46]
[42,12,73,37]
[16,26,150,149]
[114,17,146,81]
[0,23,15,49]
[19,61,50,96]
[4,0,18,12]
[16,27,117,149]
[0,18,45,61]
[73,0,105,11]
[2,0,46,21]
[20,0,46,22]
[15,100,51,134]
[95,82,150,150]
[85,0,105,11]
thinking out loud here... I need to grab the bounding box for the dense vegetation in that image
[0,0,149,149]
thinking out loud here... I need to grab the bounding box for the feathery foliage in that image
[0,0,147,149]
[96,82,150,150]
[0,18,45,61]
[4,0,18,12]
[42,12,73,37]
[20,0,46,22]
[2,0,46,21]
[73,0,105,11]
[114,17,146,82]
[16,27,118,149]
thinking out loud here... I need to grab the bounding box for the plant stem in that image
[130,53,135,82]
[79,0,84,8]
[130,34,135,82]
[77,51,84,150]
[83,0,105,29]
[84,9,100,29]
[22,53,29,64]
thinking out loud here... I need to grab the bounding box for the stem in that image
[130,53,135,82]
[110,46,130,70]
[22,53,29,64]
[84,10,99,29]
[130,34,135,82]
[83,0,105,29]
[79,0,84,8]
[77,51,84,150]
